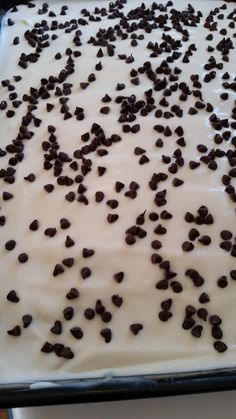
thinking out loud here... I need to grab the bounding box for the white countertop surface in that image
[12,390,236,419]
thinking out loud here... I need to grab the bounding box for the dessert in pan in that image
[0,0,235,383]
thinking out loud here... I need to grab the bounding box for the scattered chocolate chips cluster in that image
[0,0,236,366]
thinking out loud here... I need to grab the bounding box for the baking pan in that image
[0,0,236,409]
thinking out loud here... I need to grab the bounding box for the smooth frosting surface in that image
[0,0,236,383]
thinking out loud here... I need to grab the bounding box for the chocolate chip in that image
[61,347,74,359]
[50,320,62,335]
[198,235,211,246]
[213,341,227,353]
[134,147,146,157]
[102,311,112,323]
[199,292,210,304]
[63,306,74,320]
[171,281,183,293]
[139,155,150,165]
[82,248,95,258]
[212,325,223,340]
[53,264,64,277]
[70,327,83,339]
[65,235,75,248]
[149,212,159,221]
[7,326,21,337]
[7,290,19,303]
[95,191,104,202]
[197,308,208,321]
[65,191,75,202]
[209,315,222,326]
[151,253,162,264]
[41,342,53,353]
[151,240,162,250]
[130,323,143,335]
[182,241,194,252]
[45,227,57,237]
[98,166,106,176]
[66,287,79,299]
[220,241,232,252]
[126,235,136,245]
[81,267,91,279]
[191,325,203,338]
[3,192,13,201]
[18,253,28,263]
[22,314,32,328]
[185,212,194,223]
[156,279,168,290]
[217,276,228,288]
[44,184,54,193]
[182,318,195,330]
[5,240,16,251]
[220,230,232,240]
[100,328,112,343]
[188,228,200,241]
[154,224,166,235]
[173,177,184,187]
[159,311,172,321]
[230,270,236,281]
[114,271,124,283]
[111,294,123,307]
[161,299,172,311]
[84,308,95,320]
[24,173,35,182]
[106,199,119,209]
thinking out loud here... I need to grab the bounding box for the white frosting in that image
[0,0,236,383]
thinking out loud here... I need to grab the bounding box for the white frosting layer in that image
[0,0,236,383]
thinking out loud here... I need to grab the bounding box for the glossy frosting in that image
[0,0,235,383]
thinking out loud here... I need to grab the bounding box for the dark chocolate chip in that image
[182,241,194,252]
[199,292,210,304]
[209,315,222,326]
[111,294,123,307]
[173,177,184,187]
[188,228,200,241]
[182,318,195,330]
[66,287,79,300]
[198,235,211,246]
[213,341,227,353]
[70,327,83,339]
[221,230,232,240]
[191,325,203,338]
[100,328,112,343]
[7,326,21,337]
[114,272,124,283]
[41,342,54,353]
[62,258,74,268]
[45,227,57,237]
[44,184,54,193]
[84,308,95,320]
[63,306,74,320]
[50,320,62,335]
[197,308,208,321]
[53,264,64,277]
[7,290,19,303]
[65,235,75,248]
[171,281,183,293]
[130,323,143,335]
[18,253,28,263]
[5,240,16,251]
[83,248,95,258]
[159,311,172,322]
[81,267,91,279]
[3,192,13,201]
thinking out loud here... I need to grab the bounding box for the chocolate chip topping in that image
[70,327,83,340]
[100,328,112,343]
[7,290,19,303]
[130,323,143,335]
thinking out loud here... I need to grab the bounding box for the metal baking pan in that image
[1,0,236,409]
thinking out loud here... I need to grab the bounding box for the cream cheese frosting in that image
[0,0,236,383]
